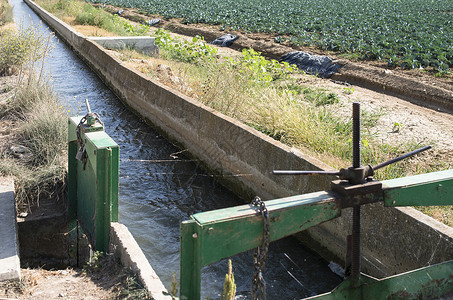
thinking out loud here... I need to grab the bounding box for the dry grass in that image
[0,76,67,212]
[0,0,13,26]
[0,20,66,212]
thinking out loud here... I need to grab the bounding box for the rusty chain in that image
[75,112,103,170]
[251,196,270,300]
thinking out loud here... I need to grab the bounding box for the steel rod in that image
[373,145,432,171]
[272,170,340,175]
[85,98,91,113]
[352,207,361,277]
[351,102,361,278]
[352,102,361,169]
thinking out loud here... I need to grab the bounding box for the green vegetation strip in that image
[40,0,149,36]
[89,0,453,74]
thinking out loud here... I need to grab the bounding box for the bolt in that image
[192,233,198,239]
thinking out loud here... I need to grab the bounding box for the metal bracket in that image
[331,179,382,209]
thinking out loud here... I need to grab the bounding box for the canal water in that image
[11,1,343,298]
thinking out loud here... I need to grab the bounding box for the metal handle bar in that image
[273,145,432,177]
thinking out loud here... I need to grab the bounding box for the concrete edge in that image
[398,206,453,239]
[88,36,158,55]
[0,179,21,281]
[110,222,171,300]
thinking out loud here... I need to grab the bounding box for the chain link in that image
[251,196,270,300]
[76,112,103,170]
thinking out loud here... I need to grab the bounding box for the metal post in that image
[180,220,202,300]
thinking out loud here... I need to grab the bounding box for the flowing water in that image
[11,1,343,297]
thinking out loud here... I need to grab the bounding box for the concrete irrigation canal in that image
[9,0,343,298]
[3,0,453,298]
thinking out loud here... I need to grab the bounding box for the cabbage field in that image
[89,0,453,73]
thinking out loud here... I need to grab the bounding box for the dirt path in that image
[1,268,114,300]
[0,256,151,300]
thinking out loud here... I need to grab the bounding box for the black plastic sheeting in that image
[146,19,161,26]
[210,34,239,47]
[280,52,340,78]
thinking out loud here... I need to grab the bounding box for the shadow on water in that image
[11,0,343,297]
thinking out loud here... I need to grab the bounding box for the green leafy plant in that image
[170,272,178,299]
[220,260,236,300]
[84,251,105,272]
[239,48,297,84]
[155,29,218,63]
[343,87,354,95]
[392,122,403,133]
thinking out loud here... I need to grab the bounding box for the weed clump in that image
[0,78,67,212]
[0,24,49,76]
[0,0,13,26]
[83,251,153,299]
[0,23,66,212]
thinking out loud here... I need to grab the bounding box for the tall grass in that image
[0,22,66,212]
[0,77,67,211]
[0,0,12,26]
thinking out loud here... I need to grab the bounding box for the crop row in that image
[90,0,453,73]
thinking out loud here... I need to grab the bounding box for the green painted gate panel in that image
[180,170,453,299]
[68,116,119,252]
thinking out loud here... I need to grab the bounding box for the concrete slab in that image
[110,222,171,300]
[89,36,158,55]
[0,180,21,281]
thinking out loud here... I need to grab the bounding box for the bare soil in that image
[0,255,151,300]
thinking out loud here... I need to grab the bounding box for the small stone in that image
[156,64,173,77]
[384,69,393,74]
[10,145,32,160]
[19,212,28,218]
[59,293,65,297]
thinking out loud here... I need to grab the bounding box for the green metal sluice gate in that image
[179,103,453,299]
[68,100,119,252]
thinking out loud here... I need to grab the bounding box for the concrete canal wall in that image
[25,0,453,278]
